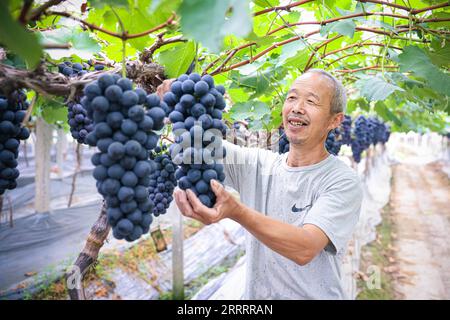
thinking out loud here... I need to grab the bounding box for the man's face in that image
[282,72,342,147]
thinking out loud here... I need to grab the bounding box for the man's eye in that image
[307,99,316,104]
[287,96,296,101]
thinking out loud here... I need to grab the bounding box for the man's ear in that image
[328,112,344,130]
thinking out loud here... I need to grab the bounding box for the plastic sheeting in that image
[0,202,102,291]
[341,150,393,298]
[0,171,102,221]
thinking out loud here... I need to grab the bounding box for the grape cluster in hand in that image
[165,73,227,208]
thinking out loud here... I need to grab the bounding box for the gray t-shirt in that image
[222,141,363,300]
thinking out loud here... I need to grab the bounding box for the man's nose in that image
[292,99,306,114]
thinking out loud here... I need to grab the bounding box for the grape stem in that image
[18,0,34,25]
[110,7,127,78]
[21,93,38,127]
[140,33,187,63]
[161,135,174,144]
[0,61,165,97]
[45,11,176,41]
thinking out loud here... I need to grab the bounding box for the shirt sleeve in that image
[302,175,363,256]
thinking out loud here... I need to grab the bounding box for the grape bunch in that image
[325,129,342,156]
[232,122,241,130]
[278,128,290,154]
[81,74,165,242]
[278,128,342,155]
[369,117,391,146]
[148,144,178,216]
[0,90,31,195]
[380,123,391,144]
[340,115,352,145]
[62,61,107,144]
[165,73,227,208]
[367,117,379,146]
[67,101,94,144]
[57,60,104,77]
[351,115,370,163]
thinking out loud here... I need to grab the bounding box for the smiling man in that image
[174,69,363,300]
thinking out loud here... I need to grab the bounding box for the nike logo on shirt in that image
[292,203,312,213]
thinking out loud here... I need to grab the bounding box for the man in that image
[173,69,363,299]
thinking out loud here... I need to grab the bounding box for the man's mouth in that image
[287,117,309,127]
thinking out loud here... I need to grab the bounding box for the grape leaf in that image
[320,20,356,38]
[158,41,196,78]
[356,75,404,101]
[39,28,101,60]
[179,0,252,52]
[0,2,42,69]
[398,45,450,96]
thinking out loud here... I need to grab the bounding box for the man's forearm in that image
[229,203,324,266]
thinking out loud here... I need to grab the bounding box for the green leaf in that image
[347,97,369,113]
[179,0,228,52]
[358,19,397,32]
[252,101,271,120]
[427,41,450,68]
[227,87,251,103]
[37,96,67,125]
[355,75,404,101]
[231,69,272,96]
[41,106,68,124]
[244,32,277,46]
[253,0,279,8]
[179,0,252,52]
[425,11,450,28]
[229,100,270,123]
[224,0,252,37]
[277,41,307,65]
[158,41,196,78]
[387,48,401,62]
[229,102,253,120]
[39,28,101,60]
[320,20,356,38]
[275,41,309,70]
[89,0,129,8]
[375,101,402,127]
[0,2,42,69]
[398,45,450,96]
[284,11,301,24]
[354,1,376,13]
[101,34,137,61]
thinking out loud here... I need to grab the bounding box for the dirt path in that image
[391,162,450,299]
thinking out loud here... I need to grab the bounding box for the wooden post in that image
[170,203,184,300]
[35,117,52,214]
[56,128,67,180]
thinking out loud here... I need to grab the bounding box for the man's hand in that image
[174,180,241,225]
[156,78,175,99]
